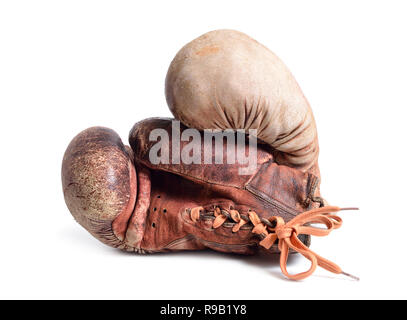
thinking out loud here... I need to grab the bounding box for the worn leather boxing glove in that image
[166,29,320,178]
[62,118,356,280]
[62,29,357,280]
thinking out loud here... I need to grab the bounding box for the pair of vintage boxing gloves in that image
[62,30,357,281]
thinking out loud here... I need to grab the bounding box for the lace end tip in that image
[340,207,359,211]
[342,271,360,281]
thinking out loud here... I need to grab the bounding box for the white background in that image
[1,0,406,299]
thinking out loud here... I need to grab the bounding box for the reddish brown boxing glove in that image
[62,118,355,280]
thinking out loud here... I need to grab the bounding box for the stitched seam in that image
[135,156,246,189]
[245,185,298,217]
[165,234,258,249]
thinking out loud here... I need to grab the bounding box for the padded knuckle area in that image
[62,127,134,247]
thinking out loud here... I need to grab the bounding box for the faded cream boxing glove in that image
[166,29,319,178]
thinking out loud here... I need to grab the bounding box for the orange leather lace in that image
[190,205,358,281]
